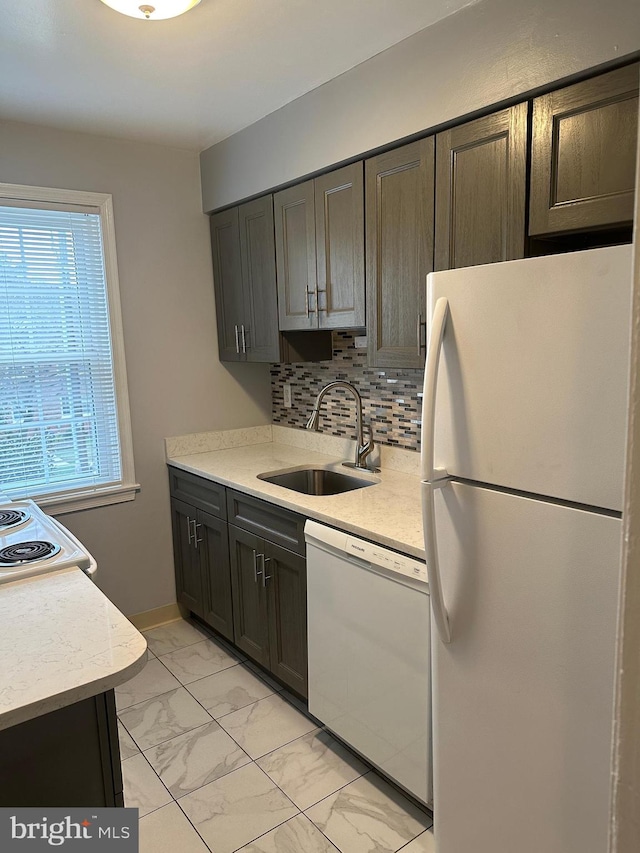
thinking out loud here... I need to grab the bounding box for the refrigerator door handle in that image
[422,480,452,644]
[421,295,452,644]
[421,296,449,482]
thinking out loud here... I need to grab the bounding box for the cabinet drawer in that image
[168,467,227,519]
[227,490,305,555]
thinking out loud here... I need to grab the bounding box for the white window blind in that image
[0,193,134,506]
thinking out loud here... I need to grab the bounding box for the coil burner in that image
[0,508,31,531]
[0,541,62,566]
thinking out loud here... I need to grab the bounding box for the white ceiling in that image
[0,0,475,151]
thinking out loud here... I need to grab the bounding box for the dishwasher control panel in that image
[345,536,428,583]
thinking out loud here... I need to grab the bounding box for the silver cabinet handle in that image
[241,324,247,354]
[191,518,203,548]
[187,515,193,545]
[417,312,427,354]
[307,290,317,315]
[262,556,272,588]
[252,549,263,582]
[234,324,240,354]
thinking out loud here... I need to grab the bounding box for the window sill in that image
[34,483,141,516]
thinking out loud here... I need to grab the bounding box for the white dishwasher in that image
[305,520,432,805]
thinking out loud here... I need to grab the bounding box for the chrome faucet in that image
[306,381,379,472]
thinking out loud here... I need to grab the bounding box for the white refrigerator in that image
[420,245,633,853]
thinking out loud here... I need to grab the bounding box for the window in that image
[0,184,137,512]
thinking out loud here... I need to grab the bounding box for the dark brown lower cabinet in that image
[199,509,234,642]
[171,497,203,617]
[0,691,122,807]
[228,525,270,667]
[171,497,234,642]
[265,541,307,697]
[229,524,308,698]
[169,470,308,697]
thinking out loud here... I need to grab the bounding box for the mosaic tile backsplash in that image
[271,331,424,452]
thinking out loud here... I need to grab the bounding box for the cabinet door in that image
[365,138,435,368]
[171,498,203,618]
[228,525,270,666]
[239,195,282,362]
[265,541,308,698]
[210,207,244,362]
[0,691,122,807]
[198,510,234,642]
[274,180,317,330]
[315,163,365,329]
[435,104,527,270]
[530,63,639,235]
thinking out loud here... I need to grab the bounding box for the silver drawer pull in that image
[253,550,263,582]
[234,324,240,354]
[262,556,272,588]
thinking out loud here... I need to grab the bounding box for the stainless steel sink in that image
[257,467,379,496]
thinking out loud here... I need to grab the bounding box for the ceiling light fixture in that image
[99,0,202,20]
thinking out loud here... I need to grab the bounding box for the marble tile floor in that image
[117,618,434,853]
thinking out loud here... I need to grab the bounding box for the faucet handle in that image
[361,423,374,451]
[359,424,379,471]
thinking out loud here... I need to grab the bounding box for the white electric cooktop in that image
[0,500,96,584]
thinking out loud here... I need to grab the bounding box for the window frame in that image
[0,182,138,514]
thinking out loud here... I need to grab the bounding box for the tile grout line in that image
[155,650,241,686]
[394,827,435,853]
[121,751,172,822]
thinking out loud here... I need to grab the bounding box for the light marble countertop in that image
[167,427,425,560]
[0,568,147,731]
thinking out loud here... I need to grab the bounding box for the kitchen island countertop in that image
[167,432,425,560]
[0,567,147,731]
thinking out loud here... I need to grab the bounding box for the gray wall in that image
[0,120,271,616]
[200,0,640,212]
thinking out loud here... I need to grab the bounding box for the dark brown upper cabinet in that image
[211,195,280,362]
[530,63,639,236]
[275,163,365,331]
[435,103,528,271]
[210,207,244,362]
[238,196,281,361]
[365,138,435,369]
[314,163,365,329]
[274,181,317,331]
